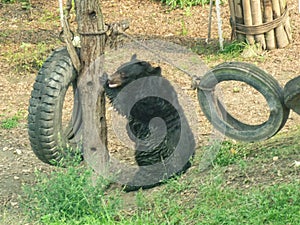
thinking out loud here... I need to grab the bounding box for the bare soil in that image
[0,0,299,223]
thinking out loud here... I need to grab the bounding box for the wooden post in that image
[233,0,245,41]
[263,0,276,49]
[228,0,236,40]
[250,0,266,49]
[242,0,255,45]
[74,0,109,174]
[279,0,292,42]
[272,0,289,48]
[229,0,292,50]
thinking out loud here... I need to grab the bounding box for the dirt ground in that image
[0,0,300,222]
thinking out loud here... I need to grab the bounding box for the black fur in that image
[104,55,195,191]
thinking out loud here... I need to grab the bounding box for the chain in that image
[118,31,204,90]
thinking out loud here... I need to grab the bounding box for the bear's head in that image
[106,54,161,89]
[103,55,163,116]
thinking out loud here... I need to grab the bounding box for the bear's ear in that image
[131,54,137,61]
[149,66,161,75]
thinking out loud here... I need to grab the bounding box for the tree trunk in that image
[74,0,109,175]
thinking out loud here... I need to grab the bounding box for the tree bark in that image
[74,0,109,175]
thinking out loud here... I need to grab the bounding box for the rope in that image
[58,0,64,28]
[57,0,81,72]
[215,0,224,50]
[77,27,109,36]
[234,7,289,35]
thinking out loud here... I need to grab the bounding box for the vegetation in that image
[1,0,15,3]
[0,0,29,4]
[3,42,52,73]
[1,1,298,224]
[21,129,300,224]
[208,140,248,166]
[158,0,210,9]
[22,167,120,224]
[21,152,121,224]
[0,111,24,129]
[192,40,248,62]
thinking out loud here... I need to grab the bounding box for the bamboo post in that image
[250,0,266,49]
[263,0,276,49]
[233,0,245,41]
[279,0,292,42]
[242,0,255,45]
[228,0,236,40]
[75,0,109,175]
[229,0,292,49]
[272,0,289,48]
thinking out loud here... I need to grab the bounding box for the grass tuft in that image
[193,40,247,62]
[213,140,248,166]
[158,0,210,9]
[0,111,24,129]
[21,164,120,224]
[4,42,53,73]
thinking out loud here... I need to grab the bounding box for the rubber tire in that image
[283,75,300,115]
[28,47,82,165]
[198,62,289,142]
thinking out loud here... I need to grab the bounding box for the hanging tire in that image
[283,75,300,115]
[28,47,82,165]
[197,62,289,142]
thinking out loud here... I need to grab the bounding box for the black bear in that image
[104,55,195,191]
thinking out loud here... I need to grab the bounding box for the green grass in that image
[20,129,300,224]
[21,165,121,224]
[193,40,247,62]
[0,0,29,4]
[137,179,300,224]
[3,42,53,73]
[1,0,17,3]
[158,0,210,9]
[1,116,19,129]
[22,172,300,224]
[192,40,268,65]
[208,140,249,166]
[0,112,24,129]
